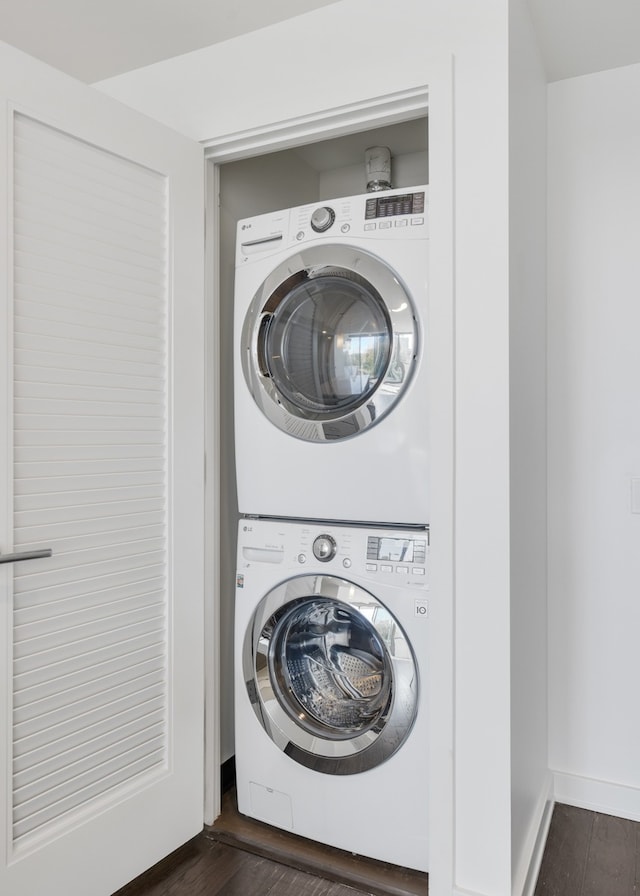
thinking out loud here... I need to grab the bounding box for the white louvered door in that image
[0,43,205,896]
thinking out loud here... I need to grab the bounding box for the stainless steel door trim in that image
[242,573,419,775]
[240,244,419,442]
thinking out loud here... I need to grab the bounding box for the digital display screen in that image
[365,190,425,220]
[377,537,414,562]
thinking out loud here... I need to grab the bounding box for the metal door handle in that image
[0,549,53,564]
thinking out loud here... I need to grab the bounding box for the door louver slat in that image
[14,646,168,728]
[14,717,166,798]
[12,114,169,847]
[12,749,165,841]
[14,577,165,621]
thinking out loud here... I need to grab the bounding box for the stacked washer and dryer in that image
[232,185,430,872]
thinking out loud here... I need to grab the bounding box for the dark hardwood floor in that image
[114,799,640,896]
[113,835,374,896]
[211,786,427,896]
[113,783,428,896]
[534,803,640,896]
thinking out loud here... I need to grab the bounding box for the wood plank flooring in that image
[534,803,640,896]
[210,786,427,896]
[113,783,427,896]
[113,835,375,896]
[115,799,640,896]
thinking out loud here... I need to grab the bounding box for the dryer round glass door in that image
[241,245,418,441]
[242,574,419,774]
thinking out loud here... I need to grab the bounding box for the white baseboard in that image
[452,772,640,896]
[453,889,490,896]
[452,776,554,896]
[515,780,554,896]
[553,770,640,822]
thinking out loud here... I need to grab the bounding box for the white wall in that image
[508,1,549,892]
[98,3,514,893]
[96,2,442,144]
[318,149,429,198]
[548,62,640,818]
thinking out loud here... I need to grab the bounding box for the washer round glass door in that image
[243,574,419,775]
[241,244,418,442]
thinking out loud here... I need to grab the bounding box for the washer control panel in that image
[364,534,427,577]
[237,517,429,600]
[296,524,427,585]
[238,519,429,587]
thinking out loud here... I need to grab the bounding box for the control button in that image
[296,230,305,241]
[312,533,337,562]
[379,221,392,229]
[380,563,393,573]
[366,536,380,558]
[397,566,409,574]
[297,553,307,564]
[412,192,425,212]
[413,540,427,564]
[343,558,352,568]
[395,219,408,227]
[410,217,424,226]
[412,567,425,575]
[310,206,335,233]
[415,599,429,618]
[364,223,376,231]
[366,563,377,572]
[341,223,351,233]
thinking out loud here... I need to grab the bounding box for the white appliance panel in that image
[233,186,429,526]
[234,517,429,871]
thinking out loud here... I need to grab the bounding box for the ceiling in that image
[0,0,340,83]
[0,0,639,85]
[527,0,640,82]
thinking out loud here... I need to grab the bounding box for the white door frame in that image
[201,67,455,896]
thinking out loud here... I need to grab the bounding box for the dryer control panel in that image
[236,184,428,265]
[291,187,427,244]
[364,189,426,220]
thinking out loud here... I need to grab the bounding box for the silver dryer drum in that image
[243,573,419,774]
[240,244,418,442]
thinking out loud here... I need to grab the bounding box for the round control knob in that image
[312,534,337,562]
[310,206,335,233]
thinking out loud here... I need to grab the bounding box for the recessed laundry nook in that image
[214,121,431,876]
[2,2,640,895]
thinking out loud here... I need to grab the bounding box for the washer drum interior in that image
[243,574,419,775]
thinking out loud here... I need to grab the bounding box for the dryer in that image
[235,517,429,871]
[234,185,429,526]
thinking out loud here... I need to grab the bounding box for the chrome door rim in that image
[243,574,419,775]
[240,244,419,442]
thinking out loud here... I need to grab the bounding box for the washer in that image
[234,186,429,526]
[235,517,429,871]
